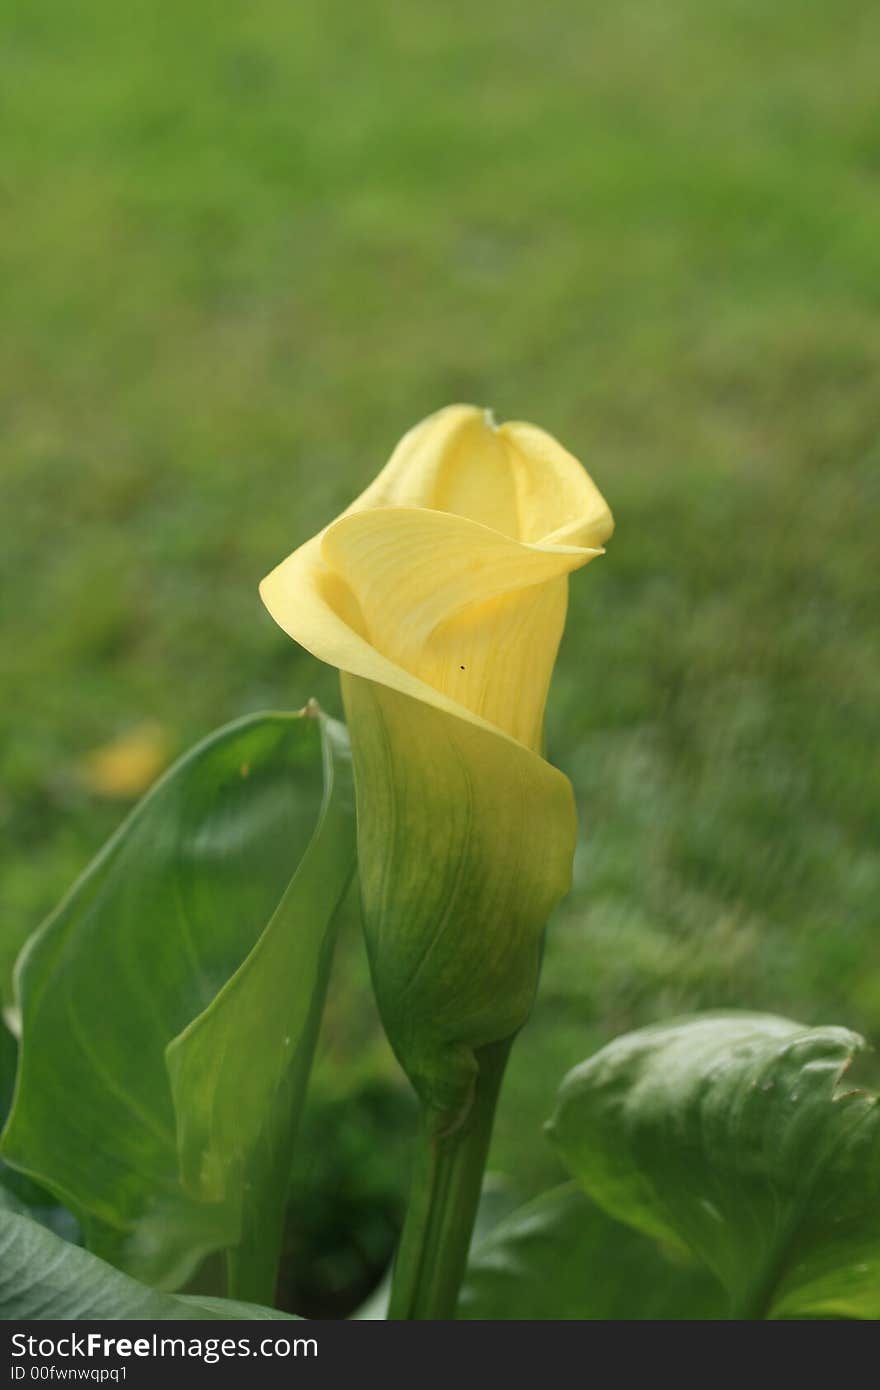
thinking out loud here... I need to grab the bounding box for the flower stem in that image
[225,1234,280,1309]
[387,1038,512,1320]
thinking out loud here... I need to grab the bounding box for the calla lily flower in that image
[261,405,612,1123]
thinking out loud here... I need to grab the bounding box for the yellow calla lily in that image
[261,404,612,1123]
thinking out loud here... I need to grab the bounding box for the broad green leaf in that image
[0,1020,31,1205]
[1,1017,79,1237]
[0,1201,297,1320]
[1,708,355,1289]
[548,1013,880,1319]
[165,715,355,1302]
[0,1017,14,1109]
[0,1017,15,1152]
[459,1184,724,1320]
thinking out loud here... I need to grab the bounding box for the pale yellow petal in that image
[321,506,592,648]
[260,536,519,747]
[260,505,599,751]
[499,420,615,548]
[349,406,613,548]
[321,507,598,747]
[427,576,569,750]
[351,404,520,537]
[261,404,612,752]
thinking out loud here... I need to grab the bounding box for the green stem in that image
[225,1227,281,1309]
[387,1038,512,1320]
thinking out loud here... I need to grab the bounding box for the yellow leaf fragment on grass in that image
[80,721,171,799]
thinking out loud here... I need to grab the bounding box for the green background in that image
[2,0,878,1311]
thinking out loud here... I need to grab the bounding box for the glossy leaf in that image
[459,1184,724,1320]
[0,1018,14,1108]
[1,709,355,1289]
[549,1013,880,1319]
[0,1200,297,1320]
[1,1018,78,1236]
[166,716,355,1301]
[0,1021,30,1205]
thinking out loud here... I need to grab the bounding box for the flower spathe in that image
[262,405,612,752]
[261,406,613,1122]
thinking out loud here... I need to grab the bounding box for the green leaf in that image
[459,1183,724,1320]
[0,1200,297,1320]
[548,1013,880,1319]
[165,715,355,1302]
[1,708,355,1291]
[0,1021,32,1205]
[1,1017,79,1236]
[0,1017,15,1114]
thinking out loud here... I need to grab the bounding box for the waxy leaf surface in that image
[1,710,355,1289]
[549,1013,880,1319]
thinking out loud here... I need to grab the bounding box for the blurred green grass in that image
[2,0,879,1217]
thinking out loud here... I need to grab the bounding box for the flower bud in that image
[261,406,612,1124]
